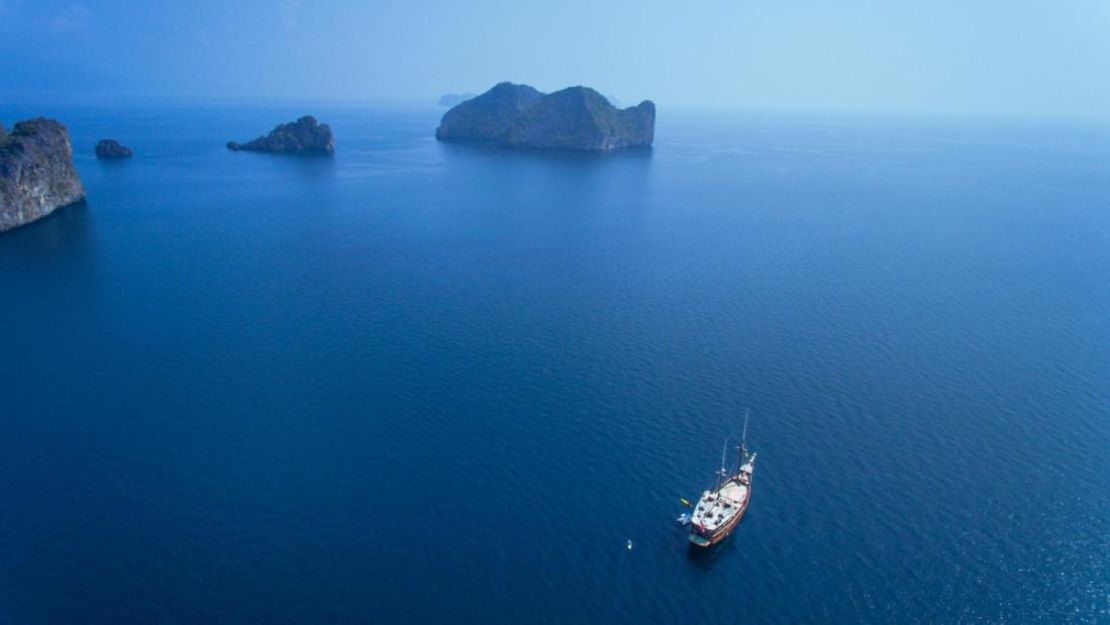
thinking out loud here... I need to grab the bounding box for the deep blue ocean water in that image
[0,102,1107,624]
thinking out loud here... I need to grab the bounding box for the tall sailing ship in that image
[688,414,757,548]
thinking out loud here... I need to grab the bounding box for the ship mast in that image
[741,409,750,455]
[716,439,728,489]
[735,409,750,472]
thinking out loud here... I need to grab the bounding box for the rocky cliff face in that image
[502,87,654,151]
[228,116,334,154]
[435,83,655,151]
[435,82,544,142]
[0,118,86,233]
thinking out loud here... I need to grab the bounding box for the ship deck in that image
[691,479,748,533]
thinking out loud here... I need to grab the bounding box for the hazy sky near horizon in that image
[2,0,1108,117]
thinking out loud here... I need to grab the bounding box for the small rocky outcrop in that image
[438,92,476,107]
[1,118,86,233]
[227,116,334,154]
[435,82,544,142]
[95,138,133,159]
[435,82,655,151]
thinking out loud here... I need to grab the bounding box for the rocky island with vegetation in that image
[0,118,86,233]
[227,116,334,154]
[435,82,655,151]
[435,83,544,143]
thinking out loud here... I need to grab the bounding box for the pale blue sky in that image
[2,0,1108,117]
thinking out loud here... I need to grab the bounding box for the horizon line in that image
[4,89,1109,126]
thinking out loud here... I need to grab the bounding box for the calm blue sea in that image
[0,102,1107,624]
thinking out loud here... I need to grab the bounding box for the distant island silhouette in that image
[436,82,655,151]
[438,93,476,107]
[95,138,133,160]
[228,116,334,155]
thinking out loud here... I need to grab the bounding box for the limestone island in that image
[1,118,86,233]
[95,139,133,159]
[435,82,655,151]
[227,116,334,154]
[438,92,477,107]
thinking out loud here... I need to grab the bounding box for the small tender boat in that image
[688,412,757,548]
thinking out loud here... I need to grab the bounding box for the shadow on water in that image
[685,539,737,571]
[93,158,133,170]
[435,139,653,165]
[225,150,338,179]
[431,138,656,232]
[435,139,655,204]
[0,199,93,248]
[0,199,100,286]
